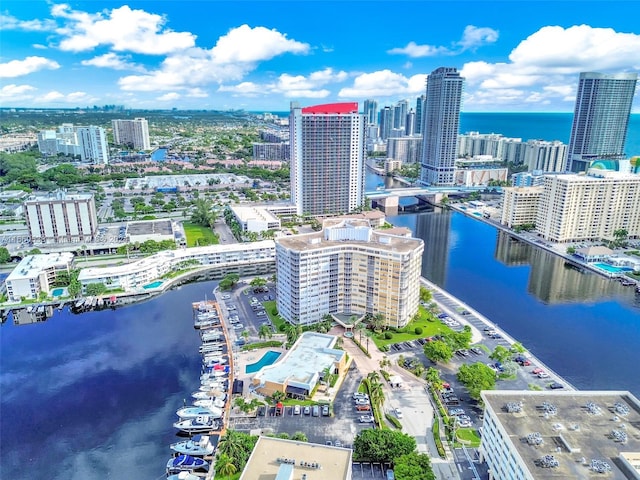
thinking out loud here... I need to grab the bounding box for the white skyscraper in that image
[290,102,366,216]
[567,72,638,172]
[77,126,109,164]
[112,118,151,150]
[420,67,464,185]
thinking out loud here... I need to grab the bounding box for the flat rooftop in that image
[482,390,640,480]
[230,205,280,224]
[254,332,344,389]
[276,218,422,254]
[124,173,251,189]
[127,220,173,236]
[239,436,352,480]
[7,252,74,281]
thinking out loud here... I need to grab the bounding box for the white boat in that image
[170,434,216,457]
[199,345,223,354]
[177,405,223,419]
[166,454,209,475]
[201,331,223,342]
[167,472,201,480]
[174,415,219,434]
[194,397,225,409]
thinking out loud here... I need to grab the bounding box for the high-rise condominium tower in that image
[415,94,426,135]
[363,99,378,125]
[420,67,464,186]
[290,102,366,216]
[112,118,151,150]
[567,72,637,173]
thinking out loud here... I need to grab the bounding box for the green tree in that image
[0,247,10,263]
[393,452,436,480]
[613,228,629,247]
[85,283,108,296]
[423,340,453,363]
[425,367,443,390]
[219,273,240,290]
[258,324,273,341]
[215,453,237,479]
[353,429,416,463]
[457,362,497,400]
[510,342,526,354]
[271,390,286,403]
[190,198,217,228]
[369,312,386,332]
[419,286,432,303]
[250,277,267,287]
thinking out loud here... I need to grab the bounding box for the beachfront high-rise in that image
[420,67,464,186]
[289,102,366,216]
[112,118,151,150]
[276,219,424,328]
[567,72,638,173]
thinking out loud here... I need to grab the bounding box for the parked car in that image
[359,415,374,423]
[233,324,244,330]
[303,406,310,415]
[312,405,320,417]
[448,408,465,416]
[322,405,330,416]
[549,382,564,389]
[355,398,370,405]
[293,405,301,415]
[394,408,403,419]
[356,404,371,411]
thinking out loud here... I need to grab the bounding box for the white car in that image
[359,415,374,423]
[233,324,244,330]
[394,408,403,419]
[537,372,550,378]
[293,405,301,415]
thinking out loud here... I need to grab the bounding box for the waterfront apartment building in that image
[76,126,109,164]
[5,252,75,301]
[24,191,98,245]
[290,102,366,216]
[78,240,275,292]
[500,187,542,228]
[111,118,151,150]
[420,67,464,186]
[536,170,640,243]
[387,136,423,164]
[480,390,640,480]
[275,219,424,328]
[512,171,546,187]
[458,133,567,172]
[567,72,638,173]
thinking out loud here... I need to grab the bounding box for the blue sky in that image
[1,1,639,112]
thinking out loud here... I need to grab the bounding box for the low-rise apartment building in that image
[5,252,75,301]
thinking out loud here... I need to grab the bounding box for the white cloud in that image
[38,90,96,104]
[0,56,60,78]
[388,25,498,57]
[185,88,208,98]
[80,53,146,72]
[457,25,499,50]
[52,4,196,54]
[119,25,310,92]
[210,24,309,63]
[0,84,36,100]
[387,41,449,58]
[338,70,427,98]
[0,13,56,31]
[218,82,263,95]
[157,92,181,101]
[461,25,640,109]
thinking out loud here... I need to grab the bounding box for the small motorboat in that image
[170,434,215,457]
[194,397,225,409]
[174,415,219,434]
[166,454,209,475]
[177,405,223,419]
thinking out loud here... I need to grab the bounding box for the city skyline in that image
[1,1,639,112]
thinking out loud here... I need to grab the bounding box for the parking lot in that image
[229,365,376,447]
[218,283,276,344]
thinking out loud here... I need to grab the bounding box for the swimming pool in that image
[593,263,633,274]
[245,351,281,374]
[51,288,64,297]
[142,281,163,290]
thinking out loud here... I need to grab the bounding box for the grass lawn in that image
[456,428,481,447]
[371,307,453,349]
[263,300,288,331]
[182,221,219,247]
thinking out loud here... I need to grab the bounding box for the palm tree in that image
[369,312,386,332]
[215,453,237,479]
[258,324,272,341]
[369,381,384,407]
[284,323,299,344]
[218,430,244,463]
[367,371,380,385]
[242,330,249,342]
[425,367,443,390]
[272,390,286,403]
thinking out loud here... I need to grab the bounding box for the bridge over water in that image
[365,185,502,214]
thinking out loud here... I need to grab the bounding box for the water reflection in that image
[494,231,631,304]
